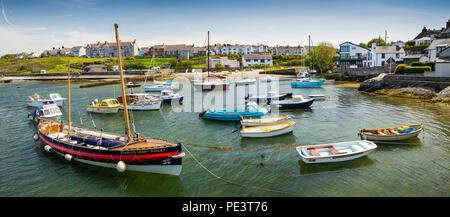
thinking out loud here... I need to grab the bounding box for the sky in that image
[0,0,449,55]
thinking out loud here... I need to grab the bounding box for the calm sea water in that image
[0,79,449,196]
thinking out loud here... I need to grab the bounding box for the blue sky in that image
[0,0,449,55]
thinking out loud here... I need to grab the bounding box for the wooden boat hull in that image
[37,126,184,176]
[240,116,292,127]
[86,106,120,113]
[296,140,377,164]
[359,124,423,141]
[241,122,295,138]
[291,80,324,88]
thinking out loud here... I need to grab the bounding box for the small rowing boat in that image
[235,77,256,85]
[126,82,141,88]
[291,78,325,88]
[240,115,292,127]
[358,124,424,141]
[296,140,377,164]
[199,102,268,121]
[117,93,161,111]
[240,121,296,138]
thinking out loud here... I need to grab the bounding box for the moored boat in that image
[28,103,62,122]
[240,115,292,127]
[270,95,314,109]
[358,124,424,141]
[247,91,292,104]
[240,121,296,138]
[86,98,120,113]
[291,78,325,88]
[296,140,377,164]
[199,102,269,121]
[158,89,184,103]
[27,93,65,107]
[235,77,256,85]
[144,83,173,92]
[126,82,141,88]
[117,93,161,111]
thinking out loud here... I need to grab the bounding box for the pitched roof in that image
[339,41,370,50]
[413,27,443,40]
[242,54,272,60]
[426,38,450,50]
[375,45,405,54]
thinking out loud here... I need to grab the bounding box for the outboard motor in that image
[199,110,206,118]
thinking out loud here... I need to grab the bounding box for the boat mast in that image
[67,59,71,137]
[207,31,210,77]
[114,23,132,142]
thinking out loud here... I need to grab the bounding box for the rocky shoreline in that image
[358,73,450,105]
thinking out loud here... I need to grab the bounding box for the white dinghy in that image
[240,121,296,138]
[296,140,377,164]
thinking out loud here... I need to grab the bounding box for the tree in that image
[308,42,336,72]
[214,63,224,70]
[359,43,368,48]
[367,38,386,47]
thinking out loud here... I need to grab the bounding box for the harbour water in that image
[0,80,449,196]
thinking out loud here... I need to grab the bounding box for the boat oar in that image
[231,125,243,134]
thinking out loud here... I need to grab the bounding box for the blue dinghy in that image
[199,102,269,121]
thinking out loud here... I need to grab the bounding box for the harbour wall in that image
[328,65,396,82]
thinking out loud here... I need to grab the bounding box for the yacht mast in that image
[114,23,132,142]
[207,31,210,77]
[67,59,71,137]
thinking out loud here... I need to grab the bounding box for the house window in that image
[381,54,385,59]
[396,53,399,58]
[340,46,349,52]
[381,61,385,66]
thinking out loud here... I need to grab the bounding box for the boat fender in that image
[33,133,39,141]
[44,145,52,152]
[116,161,126,172]
[64,154,72,161]
[171,152,185,159]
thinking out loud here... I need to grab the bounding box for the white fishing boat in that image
[158,89,184,103]
[117,93,161,110]
[296,140,377,164]
[27,93,65,107]
[240,115,292,127]
[28,103,62,122]
[358,124,424,141]
[240,121,296,138]
[126,82,141,88]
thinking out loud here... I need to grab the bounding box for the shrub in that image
[411,61,435,71]
[404,66,431,73]
[395,64,431,74]
[394,64,406,74]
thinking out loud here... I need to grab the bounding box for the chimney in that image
[447,19,450,29]
[371,43,376,49]
[104,41,108,45]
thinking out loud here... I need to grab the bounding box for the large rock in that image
[435,86,450,99]
[358,73,387,92]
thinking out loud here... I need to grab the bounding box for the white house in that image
[338,42,370,67]
[214,44,252,55]
[28,52,40,58]
[70,46,86,57]
[368,42,405,67]
[242,54,273,67]
[425,38,450,62]
[435,47,450,77]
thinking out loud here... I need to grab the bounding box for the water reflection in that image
[297,156,375,176]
